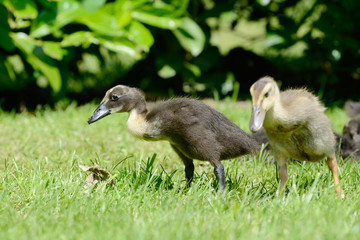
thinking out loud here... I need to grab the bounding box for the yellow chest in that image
[126,110,148,138]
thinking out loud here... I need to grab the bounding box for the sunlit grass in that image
[1,101,359,240]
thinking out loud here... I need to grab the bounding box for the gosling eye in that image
[264,91,269,98]
[110,94,119,101]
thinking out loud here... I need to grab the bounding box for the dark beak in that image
[249,105,266,133]
[88,103,111,124]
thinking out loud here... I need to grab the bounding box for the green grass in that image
[1,101,360,240]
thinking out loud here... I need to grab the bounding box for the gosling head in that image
[249,76,279,133]
[88,85,145,124]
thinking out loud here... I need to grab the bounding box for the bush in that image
[0,0,205,109]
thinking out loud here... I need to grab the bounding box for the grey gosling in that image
[345,100,360,118]
[335,100,360,160]
[88,85,260,191]
[249,76,344,198]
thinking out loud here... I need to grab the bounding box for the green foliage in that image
[1,102,360,239]
[0,0,205,97]
[1,0,360,108]
[200,0,360,102]
[173,17,205,57]
[131,0,360,102]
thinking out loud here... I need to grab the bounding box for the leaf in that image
[3,0,38,19]
[61,31,95,48]
[76,10,125,37]
[134,6,180,17]
[0,5,14,51]
[43,41,64,60]
[81,0,106,13]
[99,38,140,59]
[8,19,32,29]
[78,163,114,188]
[30,10,57,38]
[101,1,132,28]
[30,24,52,39]
[157,0,190,16]
[158,64,176,79]
[132,10,181,29]
[56,0,85,29]
[29,55,61,92]
[0,55,17,89]
[3,59,15,82]
[265,33,286,47]
[10,32,36,54]
[184,62,201,77]
[174,0,190,15]
[10,32,62,92]
[113,2,132,28]
[128,21,154,51]
[115,12,132,29]
[173,17,205,56]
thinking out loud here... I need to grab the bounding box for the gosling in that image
[249,76,344,198]
[88,85,260,191]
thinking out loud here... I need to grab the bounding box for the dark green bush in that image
[0,0,205,109]
[1,0,359,109]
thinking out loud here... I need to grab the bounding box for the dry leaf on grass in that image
[78,163,114,188]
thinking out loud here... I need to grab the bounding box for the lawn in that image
[1,101,359,240]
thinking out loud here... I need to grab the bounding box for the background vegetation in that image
[1,0,359,110]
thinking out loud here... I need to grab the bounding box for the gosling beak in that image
[88,103,111,124]
[249,105,266,133]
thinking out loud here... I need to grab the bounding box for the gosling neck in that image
[125,96,149,139]
[264,89,283,128]
[133,93,148,115]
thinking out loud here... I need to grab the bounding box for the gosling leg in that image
[171,145,194,188]
[184,162,195,188]
[278,162,288,196]
[213,163,226,192]
[326,156,345,199]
